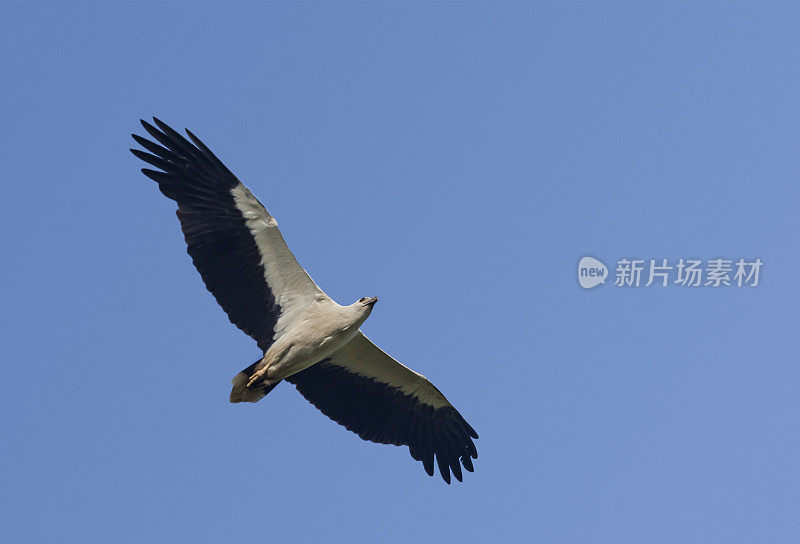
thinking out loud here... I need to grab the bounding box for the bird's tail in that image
[230,359,280,403]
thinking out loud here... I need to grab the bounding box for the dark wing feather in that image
[286,333,478,483]
[131,118,282,350]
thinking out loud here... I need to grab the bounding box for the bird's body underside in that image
[230,295,374,402]
[131,118,478,483]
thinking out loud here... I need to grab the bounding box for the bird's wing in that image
[285,331,478,483]
[131,118,326,351]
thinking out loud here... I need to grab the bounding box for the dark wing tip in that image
[140,168,167,183]
[437,454,452,484]
[422,452,435,477]
[185,127,203,146]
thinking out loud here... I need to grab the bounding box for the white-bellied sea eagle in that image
[130,118,478,483]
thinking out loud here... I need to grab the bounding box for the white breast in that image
[266,301,368,379]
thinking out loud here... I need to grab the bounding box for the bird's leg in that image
[247,345,290,388]
[247,365,270,389]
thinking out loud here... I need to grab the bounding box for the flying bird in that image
[130,118,478,483]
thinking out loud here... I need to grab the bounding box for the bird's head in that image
[358,296,378,308]
[350,296,378,322]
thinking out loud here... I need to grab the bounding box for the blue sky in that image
[2,2,799,543]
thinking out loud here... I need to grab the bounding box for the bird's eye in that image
[359,297,366,302]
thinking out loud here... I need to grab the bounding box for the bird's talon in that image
[247,370,266,388]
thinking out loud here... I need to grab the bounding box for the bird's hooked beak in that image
[363,297,378,306]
